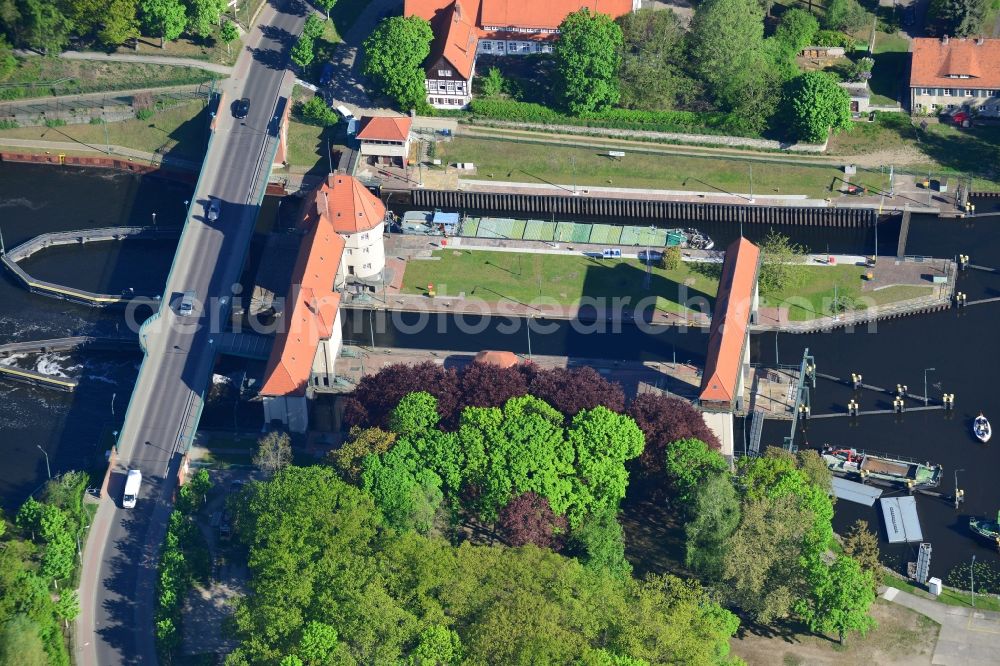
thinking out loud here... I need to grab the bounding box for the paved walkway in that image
[15,49,233,75]
[882,586,1000,665]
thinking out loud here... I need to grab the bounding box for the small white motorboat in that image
[974,413,992,443]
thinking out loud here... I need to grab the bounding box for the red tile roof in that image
[480,0,633,29]
[428,0,479,80]
[910,37,1000,89]
[307,173,386,235]
[474,350,520,367]
[699,238,761,407]
[356,116,413,142]
[260,175,384,397]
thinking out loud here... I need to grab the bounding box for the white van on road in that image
[122,469,142,508]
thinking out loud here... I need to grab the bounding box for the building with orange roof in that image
[356,116,413,168]
[910,36,1000,117]
[474,350,520,367]
[260,174,387,432]
[406,0,637,108]
[699,237,761,414]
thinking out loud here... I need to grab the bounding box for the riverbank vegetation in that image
[0,99,210,162]
[155,469,212,662]
[0,0,256,64]
[0,472,91,665]
[0,57,218,101]
[223,360,882,660]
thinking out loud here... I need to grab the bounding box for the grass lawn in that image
[400,250,721,314]
[285,87,345,174]
[883,573,1000,613]
[439,136,845,199]
[732,599,939,666]
[869,32,910,106]
[0,100,210,162]
[1,59,218,100]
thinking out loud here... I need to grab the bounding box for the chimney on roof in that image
[942,34,949,45]
[321,191,329,218]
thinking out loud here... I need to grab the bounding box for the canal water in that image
[2,161,999,586]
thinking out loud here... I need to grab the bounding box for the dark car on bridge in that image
[232,97,251,119]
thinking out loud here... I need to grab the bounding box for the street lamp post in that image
[526,317,533,360]
[36,445,50,479]
[972,554,976,608]
[924,367,936,405]
[954,468,964,508]
[111,391,116,419]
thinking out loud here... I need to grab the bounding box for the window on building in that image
[965,89,973,97]
[920,88,929,95]
[986,90,997,97]
[363,263,372,269]
[508,42,517,51]
[346,248,352,255]
[497,41,505,51]
[943,89,952,96]
[438,69,452,77]
[363,246,370,253]
[483,41,492,51]
[521,43,530,53]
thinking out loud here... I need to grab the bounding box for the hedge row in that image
[466,98,760,138]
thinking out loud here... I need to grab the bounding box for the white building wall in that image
[262,395,309,433]
[911,88,1000,115]
[359,139,410,158]
[702,411,735,460]
[340,224,385,280]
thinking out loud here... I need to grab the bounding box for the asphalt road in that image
[76,2,307,664]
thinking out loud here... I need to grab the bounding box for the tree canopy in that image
[229,466,741,665]
[616,8,693,111]
[362,16,433,111]
[627,393,720,474]
[785,71,852,143]
[555,9,623,114]
[927,0,988,36]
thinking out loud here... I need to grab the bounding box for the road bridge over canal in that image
[76,2,305,664]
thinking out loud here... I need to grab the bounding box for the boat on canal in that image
[969,512,1000,548]
[821,446,943,489]
[974,413,991,443]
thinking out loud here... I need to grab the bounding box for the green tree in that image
[177,469,212,514]
[480,67,505,98]
[53,590,80,622]
[616,8,691,111]
[0,36,16,79]
[774,8,819,54]
[391,391,442,435]
[786,70,851,143]
[298,95,339,126]
[98,0,141,46]
[566,504,632,579]
[291,35,315,68]
[658,246,681,271]
[16,0,73,53]
[824,0,871,32]
[757,228,808,297]
[184,0,225,38]
[842,519,881,592]
[927,0,988,36]
[798,555,876,644]
[0,616,48,666]
[254,431,293,477]
[689,0,774,128]
[313,0,337,20]
[664,438,729,506]
[302,14,324,39]
[362,16,433,111]
[564,406,643,525]
[722,494,806,623]
[140,0,186,47]
[327,426,396,482]
[219,19,238,57]
[298,621,339,664]
[459,396,574,521]
[361,440,445,533]
[795,449,832,495]
[408,625,463,665]
[685,473,740,580]
[554,9,623,114]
